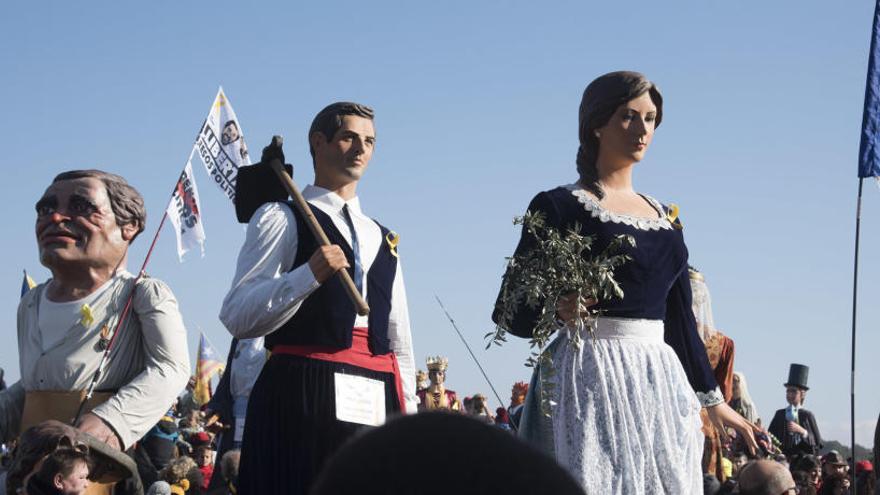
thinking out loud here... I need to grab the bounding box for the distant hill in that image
[820,439,873,462]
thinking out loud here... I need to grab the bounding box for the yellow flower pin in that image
[385,231,400,258]
[666,203,683,229]
[79,303,95,328]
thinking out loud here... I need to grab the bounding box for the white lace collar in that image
[565,183,673,232]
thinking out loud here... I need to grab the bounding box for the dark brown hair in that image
[308,102,375,163]
[28,447,91,491]
[52,169,147,241]
[577,71,663,199]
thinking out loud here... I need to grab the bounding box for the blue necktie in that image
[342,204,364,294]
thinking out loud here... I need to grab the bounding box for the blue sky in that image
[2,2,879,445]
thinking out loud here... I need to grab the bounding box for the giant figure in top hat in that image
[768,363,823,457]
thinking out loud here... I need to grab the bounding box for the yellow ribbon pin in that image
[79,303,95,328]
[666,203,683,229]
[385,231,400,258]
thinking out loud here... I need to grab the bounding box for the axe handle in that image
[269,160,370,316]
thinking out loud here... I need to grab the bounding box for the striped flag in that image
[859,0,880,179]
[21,270,36,298]
[194,332,224,405]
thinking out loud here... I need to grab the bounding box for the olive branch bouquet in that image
[488,210,635,414]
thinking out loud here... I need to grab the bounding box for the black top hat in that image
[784,363,810,390]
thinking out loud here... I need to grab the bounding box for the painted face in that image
[785,387,805,406]
[428,369,445,386]
[35,177,133,272]
[312,115,376,186]
[55,460,89,495]
[595,91,658,164]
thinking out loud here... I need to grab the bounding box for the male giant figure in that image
[0,170,190,490]
[220,102,416,494]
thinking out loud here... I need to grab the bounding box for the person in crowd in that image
[415,370,429,393]
[219,102,416,494]
[729,371,760,424]
[132,414,180,488]
[508,381,528,430]
[492,70,757,493]
[731,452,749,477]
[792,454,822,492]
[146,480,172,495]
[194,445,214,491]
[176,378,200,422]
[26,447,91,495]
[854,460,874,495]
[703,473,721,495]
[8,420,142,495]
[792,470,818,495]
[737,460,797,495]
[159,456,200,495]
[469,393,494,423]
[720,456,733,481]
[416,357,463,412]
[818,451,850,495]
[206,449,240,495]
[205,337,264,492]
[768,364,823,457]
[494,408,512,431]
[311,412,584,495]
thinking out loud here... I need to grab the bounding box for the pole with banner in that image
[193,86,251,202]
[852,1,880,490]
[73,87,248,424]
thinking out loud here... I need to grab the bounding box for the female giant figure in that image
[493,71,758,493]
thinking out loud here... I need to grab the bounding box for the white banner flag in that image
[193,87,251,201]
[166,159,207,260]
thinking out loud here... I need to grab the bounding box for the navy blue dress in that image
[493,184,722,492]
[493,185,718,395]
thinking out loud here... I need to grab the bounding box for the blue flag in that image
[860,0,880,178]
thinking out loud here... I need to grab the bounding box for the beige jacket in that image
[0,272,190,449]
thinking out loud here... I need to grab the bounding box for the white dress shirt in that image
[219,185,417,413]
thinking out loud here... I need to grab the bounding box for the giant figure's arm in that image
[91,278,191,449]
[219,202,320,339]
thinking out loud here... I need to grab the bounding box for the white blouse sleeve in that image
[219,202,320,339]
[387,261,418,413]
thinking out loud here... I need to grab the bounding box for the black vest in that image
[264,202,398,355]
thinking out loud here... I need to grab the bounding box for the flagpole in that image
[850,178,864,490]
[434,295,513,429]
[71,150,193,425]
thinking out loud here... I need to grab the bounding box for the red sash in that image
[272,327,406,413]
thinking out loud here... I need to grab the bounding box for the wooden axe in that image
[266,135,370,316]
